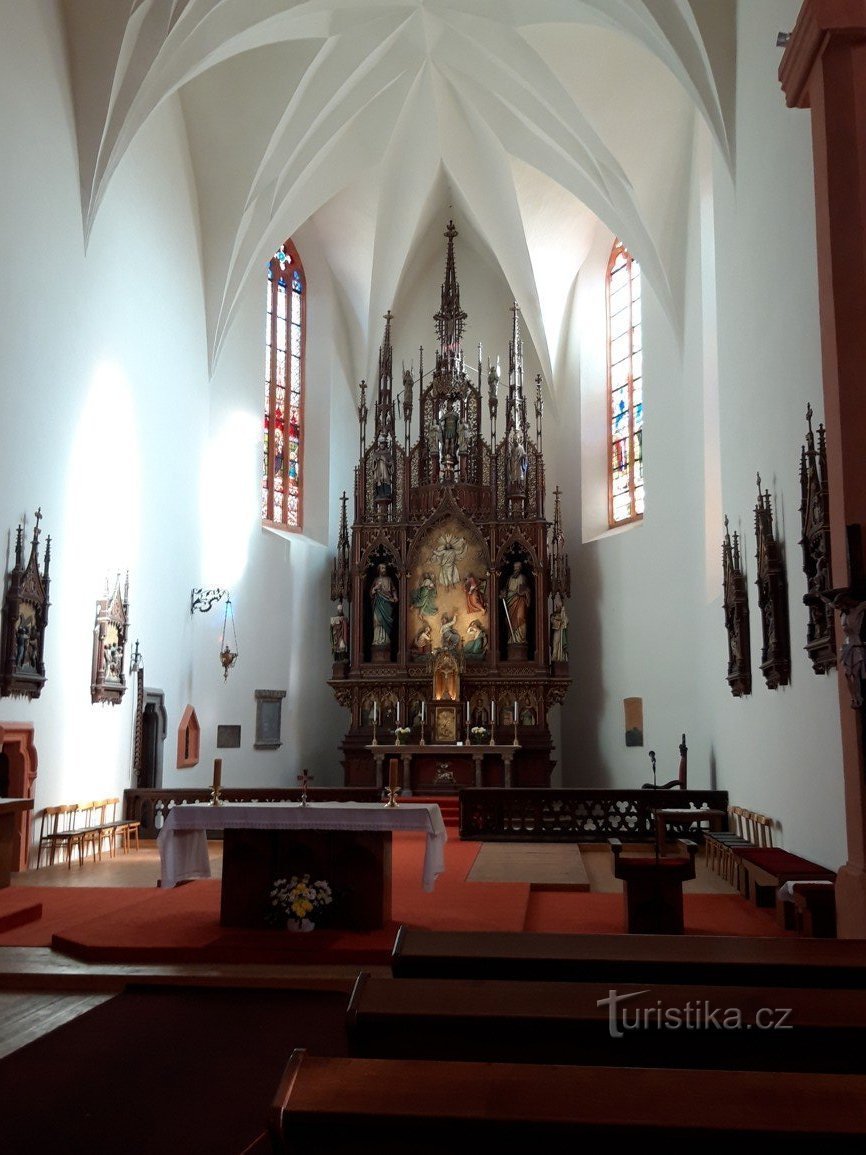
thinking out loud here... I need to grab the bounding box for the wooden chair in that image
[37,804,81,867]
[95,797,140,856]
[76,801,105,865]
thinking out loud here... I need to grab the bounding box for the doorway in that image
[140,690,167,789]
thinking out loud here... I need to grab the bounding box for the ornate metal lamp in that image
[219,597,239,681]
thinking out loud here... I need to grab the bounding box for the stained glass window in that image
[607,239,643,526]
[263,240,304,529]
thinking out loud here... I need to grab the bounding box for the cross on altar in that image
[297,769,313,807]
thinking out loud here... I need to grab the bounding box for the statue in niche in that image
[410,572,439,617]
[829,593,866,709]
[508,431,528,488]
[550,592,569,663]
[330,601,349,658]
[440,398,460,460]
[503,560,531,644]
[370,563,398,646]
[430,532,467,589]
[464,619,488,658]
[458,419,471,454]
[372,434,393,498]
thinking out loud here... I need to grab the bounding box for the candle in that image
[491,699,495,723]
[466,701,470,723]
[213,758,222,793]
[373,701,378,724]
[514,700,518,722]
[421,700,426,721]
[396,701,400,723]
[389,757,399,792]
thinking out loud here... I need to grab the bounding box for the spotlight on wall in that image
[129,640,143,673]
[776,31,791,47]
[190,588,227,614]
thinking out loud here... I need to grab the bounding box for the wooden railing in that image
[123,787,382,840]
[458,788,729,842]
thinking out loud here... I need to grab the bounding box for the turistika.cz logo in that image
[596,989,794,1039]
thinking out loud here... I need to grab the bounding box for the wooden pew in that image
[348,971,866,1072]
[391,926,866,987]
[268,1049,866,1152]
[736,847,835,906]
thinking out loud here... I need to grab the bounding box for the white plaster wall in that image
[561,0,846,870]
[0,2,208,842]
[697,0,845,868]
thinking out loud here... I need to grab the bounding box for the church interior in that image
[3,0,866,1148]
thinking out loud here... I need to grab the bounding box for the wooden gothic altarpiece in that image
[0,509,51,700]
[329,223,571,790]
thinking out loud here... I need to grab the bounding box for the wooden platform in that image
[466,843,589,888]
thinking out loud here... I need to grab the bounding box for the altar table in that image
[157,802,447,930]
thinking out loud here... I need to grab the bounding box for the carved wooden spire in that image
[434,220,467,365]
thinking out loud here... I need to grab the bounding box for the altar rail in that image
[123,787,382,841]
[458,788,729,842]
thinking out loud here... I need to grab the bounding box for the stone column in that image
[780,0,866,935]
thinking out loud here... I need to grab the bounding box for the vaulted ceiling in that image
[61,1,735,379]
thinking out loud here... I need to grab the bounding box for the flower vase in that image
[287,917,315,932]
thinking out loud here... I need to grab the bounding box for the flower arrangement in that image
[394,725,412,744]
[469,725,489,743]
[269,875,333,929]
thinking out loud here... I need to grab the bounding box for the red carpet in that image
[1,835,794,965]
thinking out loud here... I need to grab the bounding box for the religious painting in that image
[90,573,130,705]
[433,704,458,744]
[624,697,643,747]
[409,516,489,661]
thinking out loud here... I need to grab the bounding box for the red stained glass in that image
[264,241,305,529]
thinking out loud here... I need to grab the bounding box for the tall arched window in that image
[607,239,643,526]
[263,240,305,530]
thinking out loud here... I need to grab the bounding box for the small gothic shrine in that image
[329,222,571,790]
[0,509,51,700]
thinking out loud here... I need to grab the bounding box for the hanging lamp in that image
[219,597,239,680]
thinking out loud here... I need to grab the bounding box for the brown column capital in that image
[780,0,866,107]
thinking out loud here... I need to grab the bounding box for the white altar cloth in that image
[157,802,447,891]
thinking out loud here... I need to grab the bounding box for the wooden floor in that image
[0,838,737,1060]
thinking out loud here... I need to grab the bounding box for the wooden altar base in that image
[220,829,391,932]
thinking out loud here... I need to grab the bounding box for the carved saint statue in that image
[330,601,349,658]
[372,434,393,498]
[550,592,568,663]
[370,563,398,647]
[508,431,528,488]
[440,398,460,460]
[503,560,531,644]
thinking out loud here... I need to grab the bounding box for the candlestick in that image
[384,757,399,808]
[210,758,223,806]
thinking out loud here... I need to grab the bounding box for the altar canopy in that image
[329,223,572,792]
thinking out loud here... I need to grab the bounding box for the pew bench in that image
[736,848,835,907]
[269,1049,866,1151]
[391,926,866,987]
[347,971,866,1072]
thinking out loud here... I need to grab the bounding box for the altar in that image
[369,744,519,793]
[157,802,447,931]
